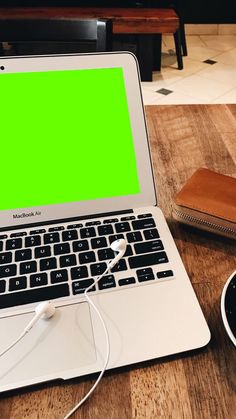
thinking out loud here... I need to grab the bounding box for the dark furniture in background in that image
[0,18,113,55]
[0,8,183,81]
[0,0,235,23]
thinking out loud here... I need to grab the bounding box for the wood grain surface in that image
[0,8,179,34]
[1,104,236,418]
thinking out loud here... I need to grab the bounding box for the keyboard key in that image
[15,248,32,262]
[129,252,168,269]
[157,270,174,279]
[0,242,3,251]
[35,246,51,259]
[90,262,107,276]
[111,259,127,272]
[20,261,37,275]
[80,227,96,239]
[40,257,57,271]
[30,273,48,287]
[44,233,60,244]
[60,254,77,268]
[73,240,89,252]
[86,221,101,226]
[132,218,156,230]
[120,216,135,221]
[137,213,152,218]
[30,229,46,235]
[91,237,107,249]
[137,268,154,282]
[0,252,12,265]
[51,269,68,284]
[25,235,41,247]
[0,264,17,278]
[10,232,27,238]
[134,240,164,254]
[6,238,22,250]
[49,226,64,232]
[103,218,118,224]
[71,266,88,280]
[0,235,8,240]
[54,243,70,256]
[62,230,78,241]
[127,231,143,243]
[98,248,114,261]
[0,280,6,293]
[67,223,83,229]
[124,245,133,257]
[79,251,96,264]
[118,277,136,286]
[72,279,95,294]
[115,222,131,233]
[9,276,27,291]
[98,275,116,290]
[0,284,69,309]
[143,228,160,240]
[98,224,114,236]
[108,234,124,244]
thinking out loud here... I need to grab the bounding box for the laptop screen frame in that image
[0,52,157,229]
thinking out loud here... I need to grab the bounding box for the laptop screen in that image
[0,67,140,212]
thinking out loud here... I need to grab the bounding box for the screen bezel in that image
[0,52,156,228]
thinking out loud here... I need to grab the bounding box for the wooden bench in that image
[0,8,183,81]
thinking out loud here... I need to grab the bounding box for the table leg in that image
[137,35,153,81]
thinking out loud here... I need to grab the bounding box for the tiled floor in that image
[141,35,236,105]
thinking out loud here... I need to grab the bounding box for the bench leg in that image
[153,34,162,71]
[180,20,187,56]
[137,35,153,81]
[173,29,183,70]
[0,43,4,56]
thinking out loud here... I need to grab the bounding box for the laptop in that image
[0,52,210,392]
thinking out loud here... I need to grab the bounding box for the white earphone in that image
[108,239,127,269]
[0,300,56,358]
[23,301,56,333]
[0,239,127,418]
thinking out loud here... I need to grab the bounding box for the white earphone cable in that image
[63,263,111,419]
[0,331,27,358]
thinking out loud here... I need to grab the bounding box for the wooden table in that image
[1,104,236,418]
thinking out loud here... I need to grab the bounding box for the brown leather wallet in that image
[172,168,236,239]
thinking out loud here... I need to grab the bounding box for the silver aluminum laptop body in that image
[0,52,210,392]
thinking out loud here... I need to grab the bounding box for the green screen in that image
[0,68,140,211]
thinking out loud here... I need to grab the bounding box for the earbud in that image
[24,301,56,333]
[108,239,127,269]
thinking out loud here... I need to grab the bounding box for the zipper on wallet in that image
[173,208,236,237]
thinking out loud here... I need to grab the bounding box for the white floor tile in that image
[185,24,218,35]
[216,48,236,66]
[200,35,236,52]
[154,91,210,105]
[218,24,236,35]
[142,33,236,105]
[197,62,236,88]
[141,88,163,105]
[187,45,222,61]
[170,74,234,101]
[212,88,236,103]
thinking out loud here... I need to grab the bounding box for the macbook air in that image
[0,52,210,392]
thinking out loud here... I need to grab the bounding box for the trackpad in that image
[0,303,97,389]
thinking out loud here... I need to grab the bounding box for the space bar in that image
[0,284,70,310]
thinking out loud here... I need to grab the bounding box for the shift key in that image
[128,252,168,269]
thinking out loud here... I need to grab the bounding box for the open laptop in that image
[0,52,210,392]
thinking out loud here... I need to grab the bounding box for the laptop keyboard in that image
[0,213,174,310]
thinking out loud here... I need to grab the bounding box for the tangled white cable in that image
[0,239,127,419]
